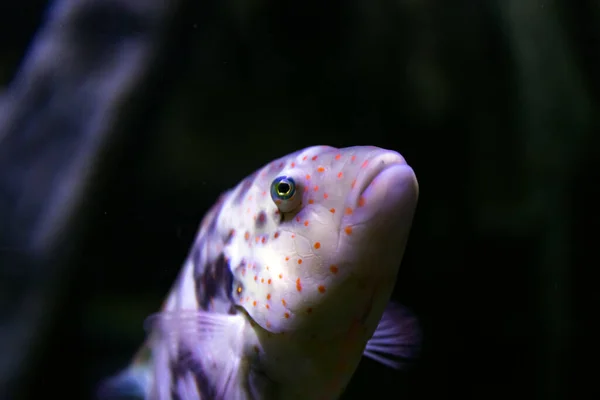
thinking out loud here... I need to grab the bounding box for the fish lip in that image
[354,150,408,202]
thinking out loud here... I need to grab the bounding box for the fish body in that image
[99,145,420,400]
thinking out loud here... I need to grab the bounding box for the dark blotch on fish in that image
[255,210,267,228]
[193,252,235,312]
[171,346,214,399]
[225,229,235,244]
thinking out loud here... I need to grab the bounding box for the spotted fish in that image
[99,145,420,400]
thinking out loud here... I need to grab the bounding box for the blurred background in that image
[0,0,596,399]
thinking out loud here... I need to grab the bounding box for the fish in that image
[98,145,420,400]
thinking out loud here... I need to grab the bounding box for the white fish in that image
[99,145,420,400]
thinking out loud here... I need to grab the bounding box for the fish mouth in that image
[355,150,414,200]
[347,149,419,224]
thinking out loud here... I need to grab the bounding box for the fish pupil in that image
[277,182,290,195]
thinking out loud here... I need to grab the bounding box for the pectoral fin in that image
[146,309,247,399]
[363,302,422,369]
[98,310,248,400]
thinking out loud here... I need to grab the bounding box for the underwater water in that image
[1,0,596,399]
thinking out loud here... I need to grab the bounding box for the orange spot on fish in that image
[266,266,270,270]
[265,304,270,309]
[284,312,290,318]
[361,160,369,168]
[291,234,296,238]
[267,293,271,300]
[266,320,272,328]
[253,300,257,306]
[261,237,267,244]
[335,154,341,160]
[291,162,296,168]
[314,242,321,249]
[247,195,253,201]
[296,216,301,222]
[241,269,246,276]
[268,279,272,284]
[306,174,311,180]
[262,190,267,196]
[282,299,287,306]
[261,278,264,283]
[254,275,258,281]
[313,185,319,191]
[312,155,318,161]
[304,220,309,226]
[345,207,353,215]
[279,273,283,279]
[274,232,280,238]
[323,193,329,199]
[330,208,336,213]
[351,179,356,189]
[308,199,314,204]
[358,196,366,207]
[244,232,250,240]
[337,172,343,179]
[298,259,303,265]
[303,155,308,161]
[296,278,303,292]
[255,237,260,243]
[318,285,326,293]
[329,265,339,274]
[285,256,290,261]
[317,166,325,172]
[344,226,353,235]
[351,155,356,162]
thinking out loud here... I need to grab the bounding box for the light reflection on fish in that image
[99,145,420,400]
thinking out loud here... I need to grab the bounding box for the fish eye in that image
[271,176,296,200]
[270,176,302,213]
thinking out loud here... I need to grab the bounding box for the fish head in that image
[219,145,419,338]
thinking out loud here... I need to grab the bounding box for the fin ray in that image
[363,302,421,370]
[147,309,246,399]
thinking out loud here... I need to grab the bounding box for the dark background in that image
[1,0,597,399]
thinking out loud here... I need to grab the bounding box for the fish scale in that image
[99,145,421,400]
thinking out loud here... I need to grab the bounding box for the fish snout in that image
[346,149,419,229]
